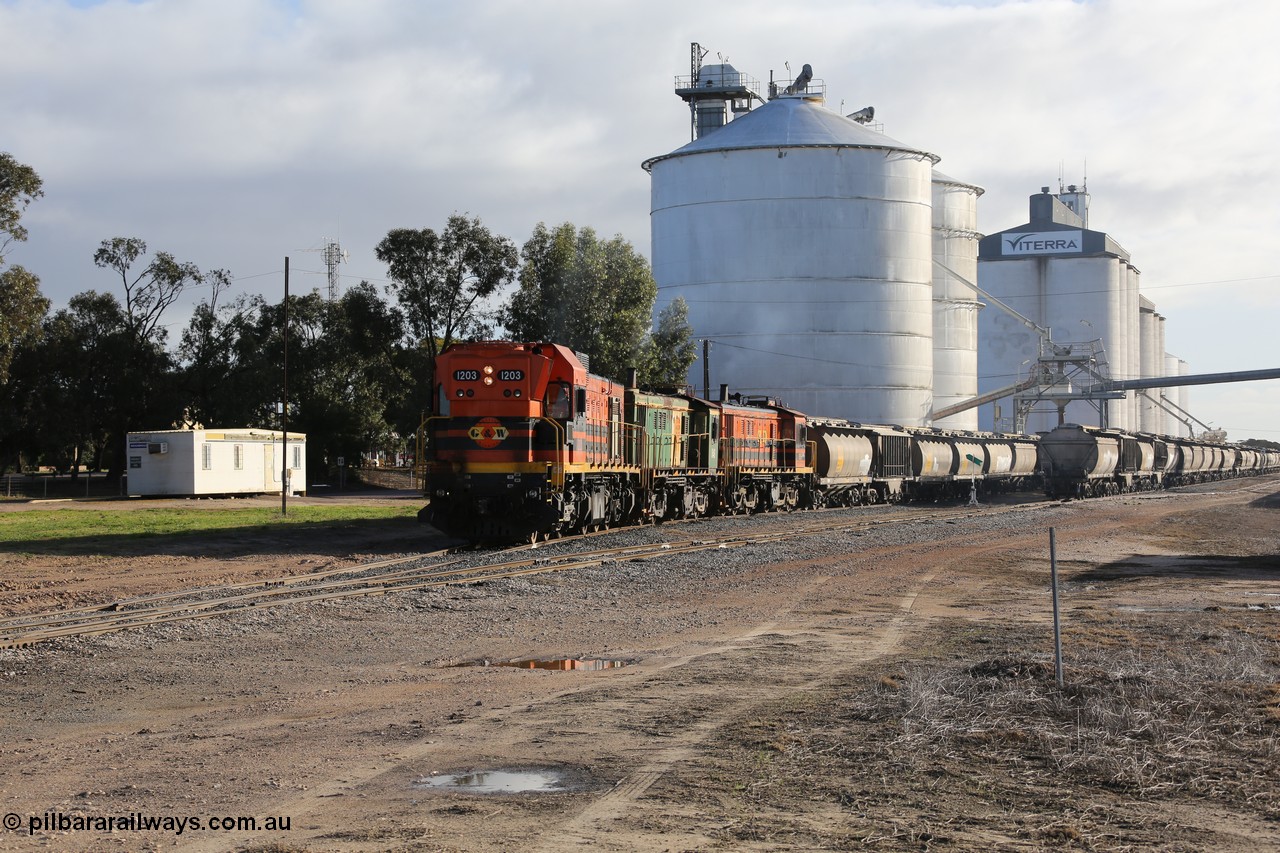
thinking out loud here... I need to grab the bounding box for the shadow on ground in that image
[1250,489,1280,510]
[0,516,456,559]
[1073,553,1280,582]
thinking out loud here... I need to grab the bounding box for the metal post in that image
[282,257,289,516]
[702,339,711,400]
[1050,527,1064,687]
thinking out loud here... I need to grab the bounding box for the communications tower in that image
[322,239,346,302]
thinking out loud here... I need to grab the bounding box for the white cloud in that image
[3,0,1277,434]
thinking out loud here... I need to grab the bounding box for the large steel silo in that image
[1178,358,1191,437]
[644,93,939,425]
[1044,257,1128,430]
[1139,299,1160,432]
[1155,315,1167,430]
[1163,353,1181,435]
[931,171,984,430]
[1122,263,1142,429]
[977,187,1143,435]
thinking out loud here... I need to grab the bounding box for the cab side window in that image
[546,383,571,419]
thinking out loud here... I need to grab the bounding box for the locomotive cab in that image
[424,341,638,540]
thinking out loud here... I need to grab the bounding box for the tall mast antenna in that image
[322,238,346,302]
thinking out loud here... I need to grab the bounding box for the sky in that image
[2,0,1277,438]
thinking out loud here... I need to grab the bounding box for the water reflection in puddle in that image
[457,658,625,671]
[413,769,568,793]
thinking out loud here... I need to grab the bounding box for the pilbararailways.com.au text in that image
[6,811,291,836]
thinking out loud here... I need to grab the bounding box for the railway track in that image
[0,501,1050,649]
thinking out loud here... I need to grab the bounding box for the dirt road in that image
[2,479,1278,852]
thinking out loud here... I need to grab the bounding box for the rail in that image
[0,500,1054,649]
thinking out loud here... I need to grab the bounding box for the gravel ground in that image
[1,478,1278,851]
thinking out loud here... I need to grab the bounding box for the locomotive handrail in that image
[720,435,802,469]
[684,430,712,469]
[415,414,440,485]
[530,416,566,489]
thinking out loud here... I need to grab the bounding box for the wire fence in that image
[1,474,126,501]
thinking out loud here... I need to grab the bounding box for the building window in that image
[201,444,212,470]
[291,445,301,469]
[234,444,244,470]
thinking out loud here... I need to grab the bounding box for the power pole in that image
[282,257,289,516]
[703,339,711,400]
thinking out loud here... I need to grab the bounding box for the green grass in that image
[0,504,420,546]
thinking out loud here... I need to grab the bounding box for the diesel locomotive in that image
[421,341,1048,541]
[420,341,1278,541]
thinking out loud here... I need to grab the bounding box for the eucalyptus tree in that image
[0,153,47,389]
[503,222,658,382]
[641,296,697,388]
[0,152,43,262]
[93,237,203,346]
[375,214,518,399]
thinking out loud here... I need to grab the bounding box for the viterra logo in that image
[1002,231,1083,255]
[469,417,508,448]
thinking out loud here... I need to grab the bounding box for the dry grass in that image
[891,629,1280,810]
[690,615,1280,849]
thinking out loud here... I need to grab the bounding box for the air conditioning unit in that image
[148,442,169,454]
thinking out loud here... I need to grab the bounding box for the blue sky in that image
[2,0,1277,436]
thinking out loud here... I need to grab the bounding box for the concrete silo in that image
[1139,298,1161,432]
[1121,263,1142,428]
[645,89,940,425]
[931,172,984,430]
[1179,358,1192,436]
[977,186,1142,434]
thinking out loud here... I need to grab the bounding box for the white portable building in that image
[125,429,306,497]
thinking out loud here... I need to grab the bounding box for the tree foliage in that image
[0,153,48,390]
[93,237,203,345]
[503,222,658,381]
[0,152,43,263]
[0,153,49,473]
[375,214,517,380]
[0,265,48,386]
[641,296,697,388]
[174,282,418,477]
[3,202,694,481]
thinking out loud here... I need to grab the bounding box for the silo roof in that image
[933,170,985,196]
[643,95,940,171]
